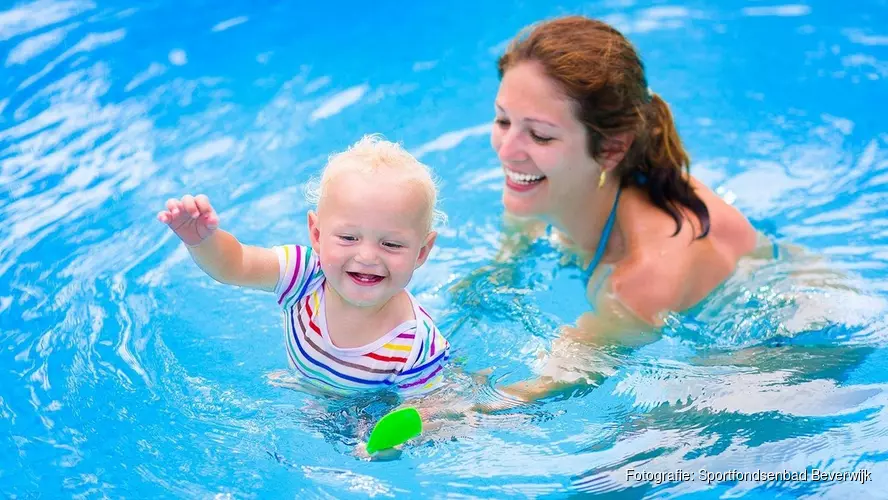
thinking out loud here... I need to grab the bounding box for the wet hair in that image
[306,134,446,232]
[498,15,710,238]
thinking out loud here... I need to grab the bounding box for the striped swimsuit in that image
[273,244,449,395]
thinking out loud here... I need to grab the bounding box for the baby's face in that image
[309,170,436,309]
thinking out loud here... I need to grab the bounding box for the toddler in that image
[157,135,450,395]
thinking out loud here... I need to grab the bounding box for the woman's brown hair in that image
[498,16,710,238]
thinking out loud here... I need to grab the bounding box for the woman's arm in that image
[496,278,661,402]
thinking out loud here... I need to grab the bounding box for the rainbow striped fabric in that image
[272,244,449,395]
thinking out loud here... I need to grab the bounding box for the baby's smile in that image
[347,271,385,285]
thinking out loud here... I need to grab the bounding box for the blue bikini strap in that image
[587,185,622,274]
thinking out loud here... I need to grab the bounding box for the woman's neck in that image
[549,182,626,264]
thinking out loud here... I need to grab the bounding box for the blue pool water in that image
[2,0,887,497]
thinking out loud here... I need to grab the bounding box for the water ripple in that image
[1,0,887,497]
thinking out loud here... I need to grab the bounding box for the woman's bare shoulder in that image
[689,176,758,259]
[605,251,686,325]
[602,177,758,323]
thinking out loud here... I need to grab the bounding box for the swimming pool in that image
[2,0,887,497]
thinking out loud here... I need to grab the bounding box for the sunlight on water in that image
[1,0,887,497]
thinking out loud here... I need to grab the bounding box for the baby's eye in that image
[338,235,357,242]
[494,118,510,127]
[530,130,554,144]
[383,242,404,249]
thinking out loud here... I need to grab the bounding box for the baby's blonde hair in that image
[306,134,446,231]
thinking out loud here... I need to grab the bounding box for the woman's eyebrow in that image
[495,104,558,128]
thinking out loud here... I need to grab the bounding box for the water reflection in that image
[1,0,887,497]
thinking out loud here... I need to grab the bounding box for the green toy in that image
[366,407,423,454]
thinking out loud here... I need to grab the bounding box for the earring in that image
[598,171,606,189]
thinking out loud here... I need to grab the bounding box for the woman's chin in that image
[502,187,546,218]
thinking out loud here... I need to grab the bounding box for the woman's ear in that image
[598,131,635,172]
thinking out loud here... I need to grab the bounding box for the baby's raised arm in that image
[157,194,279,292]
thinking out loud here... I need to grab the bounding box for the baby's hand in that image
[157,194,220,247]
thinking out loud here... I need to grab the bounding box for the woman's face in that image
[491,61,599,219]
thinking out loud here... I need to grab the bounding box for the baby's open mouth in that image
[347,272,384,285]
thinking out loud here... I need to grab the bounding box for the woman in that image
[481,16,762,401]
